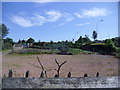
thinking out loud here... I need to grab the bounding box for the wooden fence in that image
[4,69,100,78]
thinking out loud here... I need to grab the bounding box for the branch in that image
[55,59,59,66]
[60,61,67,67]
[37,56,44,70]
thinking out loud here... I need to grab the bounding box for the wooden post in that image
[54,74,58,78]
[96,72,100,77]
[25,70,29,78]
[8,70,13,77]
[67,72,71,78]
[40,71,44,78]
[84,73,88,77]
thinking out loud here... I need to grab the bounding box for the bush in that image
[3,42,13,50]
[13,49,59,55]
[68,48,83,55]
[105,39,117,54]
[116,47,120,53]
[68,48,94,55]
[90,43,105,45]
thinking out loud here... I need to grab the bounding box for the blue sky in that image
[2,2,118,42]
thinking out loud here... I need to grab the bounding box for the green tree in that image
[0,24,9,38]
[50,40,53,44]
[105,39,116,54]
[77,36,83,44]
[26,38,35,43]
[4,37,14,44]
[3,38,14,50]
[92,31,97,41]
[22,40,26,43]
[84,35,91,43]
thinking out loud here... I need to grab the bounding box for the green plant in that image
[68,48,83,55]
[3,42,13,50]
[105,39,117,54]
[68,48,94,55]
[90,43,105,45]
[116,47,120,53]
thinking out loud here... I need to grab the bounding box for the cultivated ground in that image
[2,54,118,77]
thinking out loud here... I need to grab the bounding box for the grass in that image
[12,48,59,55]
[90,43,105,46]
[1,49,11,52]
[9,48,95,55]
[68,48,95,55]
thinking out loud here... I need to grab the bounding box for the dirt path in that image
[2,54,118,77]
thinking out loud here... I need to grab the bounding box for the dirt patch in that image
[2,54,118,77]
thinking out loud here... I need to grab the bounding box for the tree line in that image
[0,24,120,55]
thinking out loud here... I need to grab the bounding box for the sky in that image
[2,2,118,42]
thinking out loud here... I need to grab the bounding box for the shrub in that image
[116,47,120,53]
[3,42,13,50]
[90,43,105,45]
[105,39,117,54]
[68,48,94,55]
[68,48,83,55]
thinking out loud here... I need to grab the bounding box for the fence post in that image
[96,72,100,77]
[8,70,13,77]
[84,73,88,77]
[67,72,71,78]
[54,74,58,78]
[25,70,29,78]
[40,71,44,78]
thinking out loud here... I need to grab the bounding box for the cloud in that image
[46,10,62,22]
[82,8,108,17]
[74,13,83,18]
[58,13,74,26]
[11,14,46,27]
[11,16,34,27]
[64,13,74,22]
[75,8,108,18]
[11,10,74,27]
[11,10,62,27]
[77,22,90,26]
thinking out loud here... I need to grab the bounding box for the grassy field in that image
[2,53,118,77]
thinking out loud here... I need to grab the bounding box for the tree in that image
[105,39,116,54]
[92,31,97,41]
[26,38,35,43]
[22,40,26,43]
[37,56,52,78]
[4,37,13,44]
[111,37,120,47]
[84,35,91,43]
[0,24,9,38]
[3,38,14,49]
[54,59,67,77]
[50,41,53,44]
[76,36,83,44]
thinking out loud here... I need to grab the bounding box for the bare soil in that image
[2,54,118,77]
